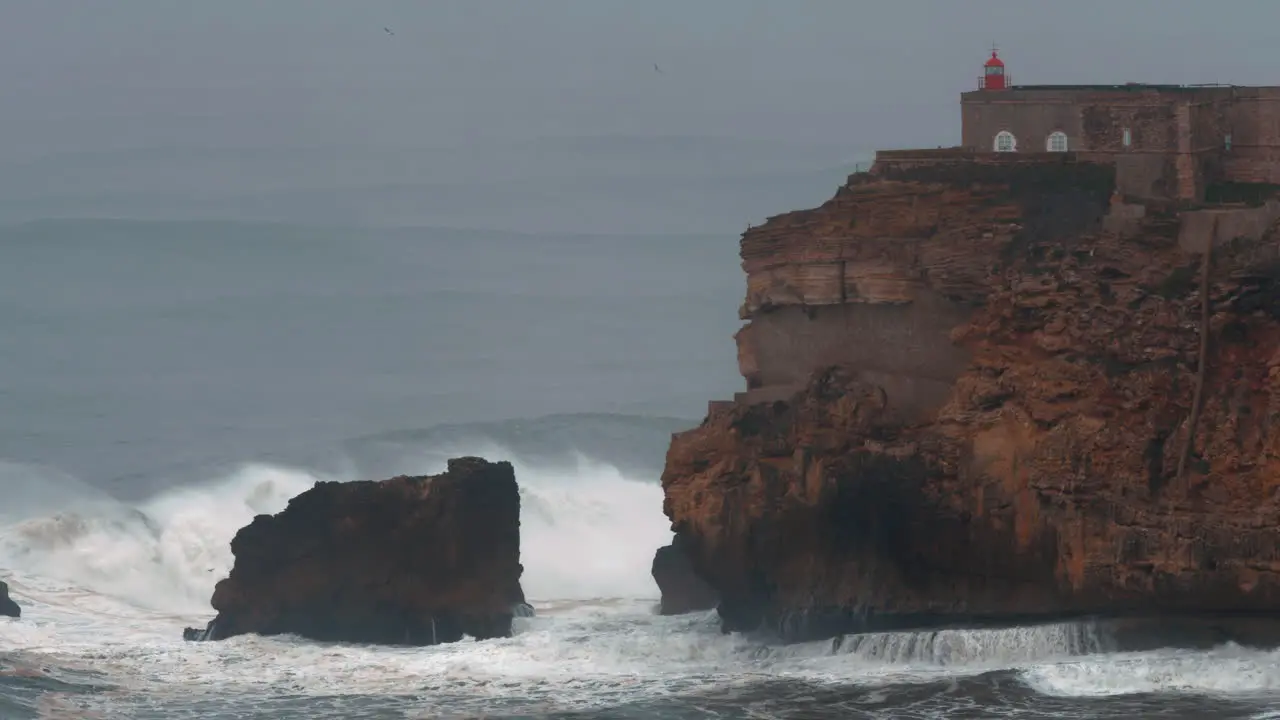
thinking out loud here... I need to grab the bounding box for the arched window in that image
[994,130,1017,152]
[1046,131,1068,152]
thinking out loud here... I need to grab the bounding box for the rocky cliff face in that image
[663,155,1280,642]
[189,457,526,645]
[0,581,19,618]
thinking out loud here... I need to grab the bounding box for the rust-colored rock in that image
[664,155,1280,643]
[0,580,19,618]
[652,535,718,615]
[187,457,526,645]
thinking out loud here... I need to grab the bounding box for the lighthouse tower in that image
[981,48,1008,90]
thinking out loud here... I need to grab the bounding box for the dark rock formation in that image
[652,535,718,615]
[186,457,526,645]
[663,154,1280,643]
[0,581,19,618]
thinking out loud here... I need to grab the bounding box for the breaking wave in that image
[2,417,1280,717]
[0,444,671,614]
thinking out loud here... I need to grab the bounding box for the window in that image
[1046,131,1068,152]
[994,130,1017,152]
[1122,127,1132,148]
[1225,133,1233,151]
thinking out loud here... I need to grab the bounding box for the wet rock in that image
[652,536,717,615]
[186,457,525,645]
[0,581,19,618]
[182,622,212,641]
[664,160,1280,643]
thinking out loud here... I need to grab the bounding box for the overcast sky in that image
[2,0,1277,159]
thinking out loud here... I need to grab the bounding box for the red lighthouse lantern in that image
[981,48,1007,90]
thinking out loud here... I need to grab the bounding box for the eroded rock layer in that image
[191,457,525,645]
[664,156,1280,642]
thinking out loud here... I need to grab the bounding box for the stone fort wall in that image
[961,86,1280,201]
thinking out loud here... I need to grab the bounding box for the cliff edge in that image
[663,152,1280,642]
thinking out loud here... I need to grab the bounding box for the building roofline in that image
[962,83,1272,94]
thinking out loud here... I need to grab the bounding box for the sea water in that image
[2,219,1278,719]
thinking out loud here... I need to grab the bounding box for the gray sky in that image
[3,0,1277,158]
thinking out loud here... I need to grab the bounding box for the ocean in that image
[2,216,1279,719]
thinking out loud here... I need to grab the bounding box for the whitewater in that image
[3,220,1280,718]
[4,449,1280,719]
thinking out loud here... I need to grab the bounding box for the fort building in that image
[939,49,1280,203]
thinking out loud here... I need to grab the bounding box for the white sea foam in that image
[1021,645,1280,698]
[826,621,1108,667]
[0,451,678,714]
[0,460,321,614]
[3,454,1280,716]
[378,441,674,601]
[0,448,672,613]
[509,453,672,600]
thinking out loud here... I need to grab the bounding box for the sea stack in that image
[662,148,1280,643]
[185,456,526,645]
[0,580,19,618]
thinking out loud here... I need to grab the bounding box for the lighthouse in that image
[980,48,1007,90]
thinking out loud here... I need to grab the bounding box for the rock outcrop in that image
[0,581,19,618]
[187,457,526,645]
[663,152,1280,643]
[652,536,718,615]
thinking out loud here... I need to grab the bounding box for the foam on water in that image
[827,621,1109,667]
[1021,644,1280,698]
[4,452,1280,716]
[0,447,672,612]
[510,453,672,600]
[0,460,320,614]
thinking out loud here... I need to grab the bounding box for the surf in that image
[0,439,672,617]
[4,435,1280,717]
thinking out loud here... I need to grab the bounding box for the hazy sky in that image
[3,0,1278,159]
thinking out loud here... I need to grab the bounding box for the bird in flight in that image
[384,27,395,36]
[654,63,663,74]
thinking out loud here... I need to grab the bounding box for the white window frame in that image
[1046,131,1068,152]
[1122,127,1132,148]
[994,130,1017,152]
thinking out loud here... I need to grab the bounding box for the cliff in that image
[663,152,1280,642]
[187,457,527,645]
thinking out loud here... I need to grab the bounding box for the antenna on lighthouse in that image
[981,45,1008,90]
